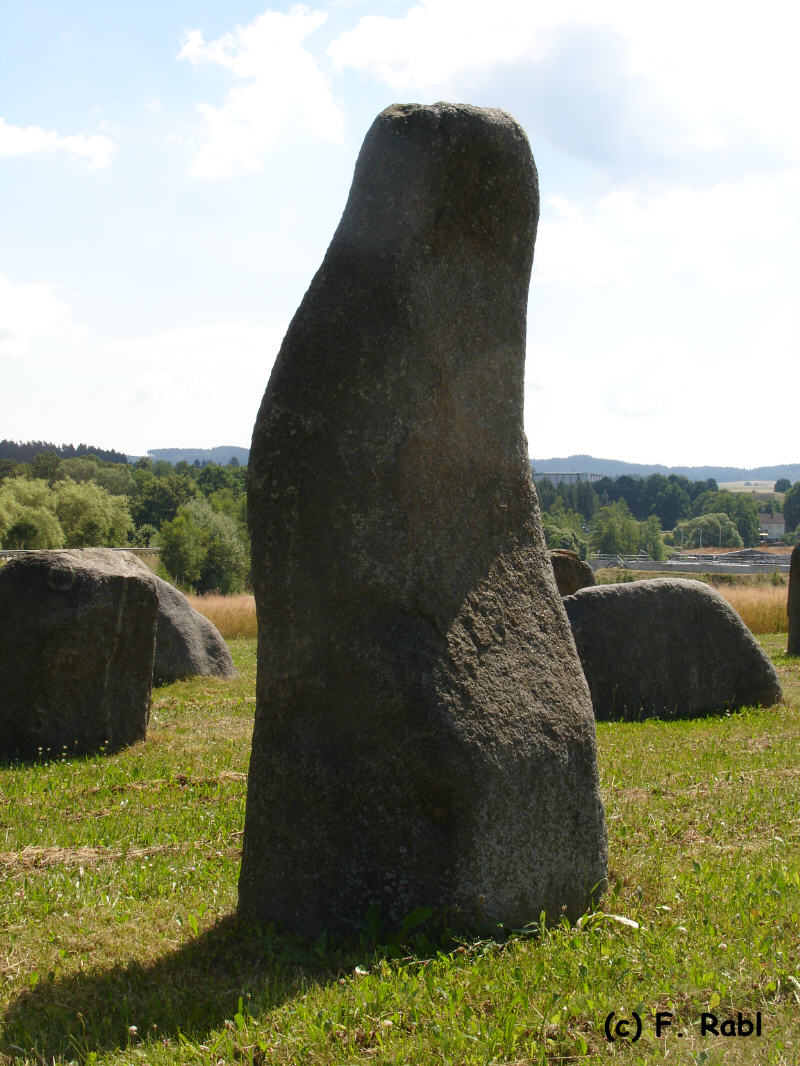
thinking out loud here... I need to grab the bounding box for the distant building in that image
[758,512,785,542]
[532,471,604,487]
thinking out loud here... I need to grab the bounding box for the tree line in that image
[535,472,800,559]
[2,449,798,588]
[0,438,128,465]
[0,451,248,594]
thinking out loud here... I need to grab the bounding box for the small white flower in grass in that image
[577,912,640,930]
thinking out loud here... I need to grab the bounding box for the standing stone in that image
[124,555,238,685]
[550,549,596,597]
[788,545,800,656]
[0,548,157,758]
[564,578,782,720]
[149,574,238,685]
[239,102,607,938]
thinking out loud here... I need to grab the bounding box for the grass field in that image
[717,482,782,496]
[189,593,257,640]
[1,627,799,1065]
[191,581,792,642]
[594,572,790,637]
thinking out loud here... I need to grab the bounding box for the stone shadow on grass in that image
[1,914,346,1061]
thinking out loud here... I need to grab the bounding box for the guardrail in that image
[0,547,160,560]
[588,552,790,575]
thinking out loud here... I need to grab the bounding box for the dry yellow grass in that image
[717,582,789,634]
[188,583,790,640]
[188,592,257,639]
[598,570,790,636]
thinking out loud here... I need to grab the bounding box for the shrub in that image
[0,478,66,548]
[159,498,249,594]
[52,478,134,547]
[784,482,800,532]
[675,513,743,550]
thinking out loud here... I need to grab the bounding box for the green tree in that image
[692,477,718,499]
[0,459,22,481]
[691,490,759,547]
[676,513,743,549]
[541,499,589,558]
[130,472,198,529]
[590,500,640,555]
[52,478,133,547]
[542,523,588,556]
[158,511,206,588]
[0,478,65,548]
[158,498,248,593]
[639,515,666,560]
[642,474,691,528]
[533,477,557,513]
[784,482,800,532]
[30,451,62,483]
[55,455,136,497]
[131,523,159,547]
[196,462,236,497]
[775,478,792,494]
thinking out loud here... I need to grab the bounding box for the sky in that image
[1,1,798,468]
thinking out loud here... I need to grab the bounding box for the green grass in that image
[1,637,799,1065]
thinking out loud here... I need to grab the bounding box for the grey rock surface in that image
[151,576,238,685]
[550,549,596,597]
[788,545,800,656]
[125,555,238,685]
[240,102,607,938]
[564,578,782,721]
[0,548,157,758]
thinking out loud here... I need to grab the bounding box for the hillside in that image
[0,439,128,465]
[530,454,800,483]
[141,446,250,466]
[3,440,797,481]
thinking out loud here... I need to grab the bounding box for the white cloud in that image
[105,322,285,370]
[0,274,84,360]
[3,320,288,455]
[101,322,286,450]
[179,6,344,179]
[533,196,639,290]
[328,0,800,177]
[533,169,797,293]
[0,117,116,169]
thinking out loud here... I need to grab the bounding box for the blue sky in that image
[2,1,798,466]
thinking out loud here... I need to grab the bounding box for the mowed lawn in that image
[1,633,798,1065]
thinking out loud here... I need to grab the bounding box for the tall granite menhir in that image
[240,103,607,937]
[789,545,800,656]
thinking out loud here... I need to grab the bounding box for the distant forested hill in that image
[530,454,800,483]
[0,439,128,464]
[144,446,250,466]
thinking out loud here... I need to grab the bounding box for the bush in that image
[542,521,588,558]
[158,498,249,594]
[675,512,743,549]
[784,482,800,533]
[52,478,133,547]
[589,501,640,555]
[0,479,65,548]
